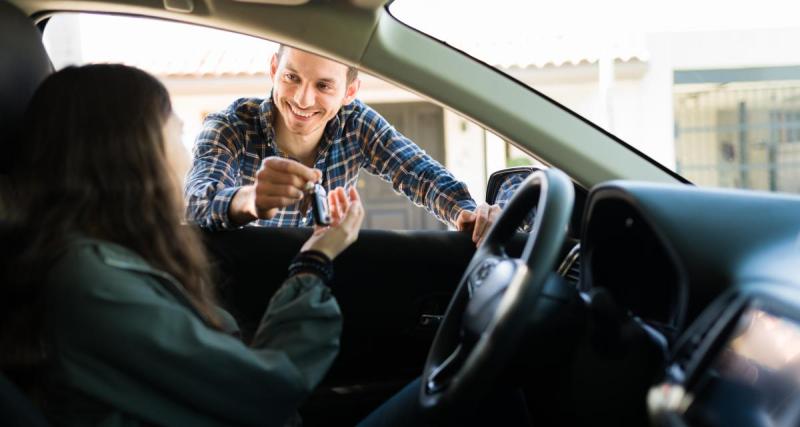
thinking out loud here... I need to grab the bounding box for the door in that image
[359,102,447,230]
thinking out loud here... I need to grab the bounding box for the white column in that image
[444,110,487,202]
[598,54,615,131]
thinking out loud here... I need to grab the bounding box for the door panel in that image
[202,227,529,425]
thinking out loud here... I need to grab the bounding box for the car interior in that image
[3,1,800,427]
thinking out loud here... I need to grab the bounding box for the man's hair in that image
[276,44,359,85]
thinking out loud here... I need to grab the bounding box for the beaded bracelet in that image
[288,250,334,285]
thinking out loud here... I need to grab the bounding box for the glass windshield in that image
[390,0,800,193]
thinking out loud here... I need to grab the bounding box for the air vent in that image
[557,243,581,286]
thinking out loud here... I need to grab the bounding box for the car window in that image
[42,13,539,231]
[390,0,800,194]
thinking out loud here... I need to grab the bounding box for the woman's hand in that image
[300,187,364,260]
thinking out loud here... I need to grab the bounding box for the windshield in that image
[390,0,800,193]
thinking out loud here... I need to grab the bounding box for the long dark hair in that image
[1,64,221,396]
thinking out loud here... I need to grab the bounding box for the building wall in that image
[443,110,488,203]
[514,35,675,169]
[670,28,800,70]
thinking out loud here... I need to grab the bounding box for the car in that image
[2,1,800,426]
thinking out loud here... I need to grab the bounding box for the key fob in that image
[309,183,331,226]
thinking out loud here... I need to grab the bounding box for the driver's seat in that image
[0,0,52,217]
[0,2,53,426]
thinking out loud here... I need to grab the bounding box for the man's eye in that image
[285,73,298,82]
[318,83,332,91]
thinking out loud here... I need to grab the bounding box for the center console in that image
[649,288,800,427]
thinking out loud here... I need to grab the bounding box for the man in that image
[185,45,501,245]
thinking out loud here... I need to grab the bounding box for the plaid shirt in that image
[496,172,535,231]
[185,97,477,230]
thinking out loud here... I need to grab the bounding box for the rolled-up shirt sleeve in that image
[184,114,245,231]
[357,110,476,225]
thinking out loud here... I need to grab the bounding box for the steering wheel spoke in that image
[420,169,575,413]
[425,343,465,394]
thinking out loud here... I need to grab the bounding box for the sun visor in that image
[231,0,309,5]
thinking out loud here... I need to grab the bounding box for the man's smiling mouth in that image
[288,103,318,119]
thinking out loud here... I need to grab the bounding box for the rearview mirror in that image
[485,166,539,205]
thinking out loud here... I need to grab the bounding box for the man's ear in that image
[342,78,361,105]
[269,53,279,81]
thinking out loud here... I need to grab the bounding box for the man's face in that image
[270,48,359,138]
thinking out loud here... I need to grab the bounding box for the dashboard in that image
[582,196,683,334]
[574,180,800,427]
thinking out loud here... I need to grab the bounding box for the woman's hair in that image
[1,64,221,395]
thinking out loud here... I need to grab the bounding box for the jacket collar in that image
[76,237,165,276]
[72,237,189,296]
[68,236,216,328]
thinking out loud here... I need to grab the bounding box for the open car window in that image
[390,0,800,194]
[42,13,541,230]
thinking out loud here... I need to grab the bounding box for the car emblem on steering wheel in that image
[468,258,499,297]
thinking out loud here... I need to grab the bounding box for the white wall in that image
[509,37,675,169]
[670,28,800,70]
[444,110,488,202]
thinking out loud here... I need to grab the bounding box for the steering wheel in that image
[419,168,574,413]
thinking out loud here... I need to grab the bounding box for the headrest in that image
[0,2,52,174]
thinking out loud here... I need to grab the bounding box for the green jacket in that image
[41,238,342,427]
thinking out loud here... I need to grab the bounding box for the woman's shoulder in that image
[52,236,145,274]
[46,237,161,302]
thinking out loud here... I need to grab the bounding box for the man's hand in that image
[301,187,364,260]
[229,157,321,226]
[455,203,502,247]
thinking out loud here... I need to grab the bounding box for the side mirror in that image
[485,166,539,205]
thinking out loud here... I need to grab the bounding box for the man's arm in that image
[358,110,476,226]
[184,115,247,230]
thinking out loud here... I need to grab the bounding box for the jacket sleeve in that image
[184,113,247,231]
[357,109,477,225]
[46,250,341,427]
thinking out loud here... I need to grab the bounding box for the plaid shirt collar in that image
[257,93,345,160]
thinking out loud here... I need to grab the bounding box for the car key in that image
[301,181,331,226]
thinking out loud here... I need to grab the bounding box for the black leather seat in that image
[0,2,52,172]
[0,373,49,427]
[0,2,52,426]
[0,0,52,218]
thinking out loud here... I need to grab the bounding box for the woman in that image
[1,64,363,426]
